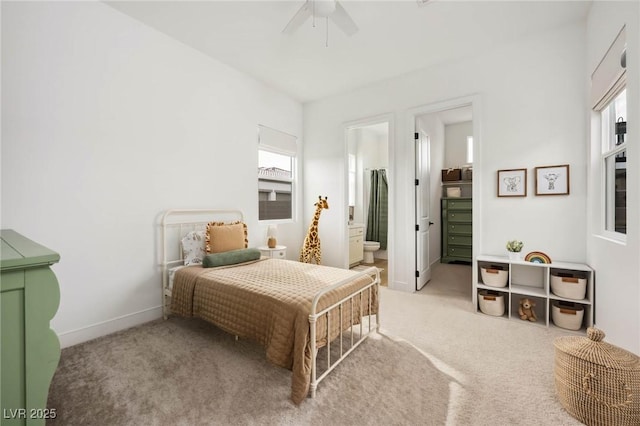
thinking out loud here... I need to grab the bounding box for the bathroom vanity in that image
[348,224,364,266]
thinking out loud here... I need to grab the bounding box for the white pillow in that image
[181,230,206,265]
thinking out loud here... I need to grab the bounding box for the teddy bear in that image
[519,298,537,322]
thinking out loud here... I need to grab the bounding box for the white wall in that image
[1,2,303,347]
[444,121,473,168]
[586,1,640,353]
[304,23,587,293]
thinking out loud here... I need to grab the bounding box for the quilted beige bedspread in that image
[171,258,377,404]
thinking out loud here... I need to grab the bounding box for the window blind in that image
[591,26,626,110]
[258,125,297,155]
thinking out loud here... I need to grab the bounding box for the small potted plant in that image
[506,240,524,261]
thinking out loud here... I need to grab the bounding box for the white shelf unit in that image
[441,180,472,198]
[475,255,594,332]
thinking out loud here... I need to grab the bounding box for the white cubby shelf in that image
[475,255,594,333]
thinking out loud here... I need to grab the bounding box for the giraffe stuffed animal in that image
[299,196,329,264]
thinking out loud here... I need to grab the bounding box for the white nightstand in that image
[258,245,287,259]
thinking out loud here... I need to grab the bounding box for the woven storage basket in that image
[480,266,508,288]
[554,327,640,425]
[478,290,505,316]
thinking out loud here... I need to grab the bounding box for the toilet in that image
[363,241,380,264]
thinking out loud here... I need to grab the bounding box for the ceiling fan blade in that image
[331,2,358,36]
[282,1,312,34]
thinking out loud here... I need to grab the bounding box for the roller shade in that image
[592,26,626,110]
[258,180,291,193]
[258,125,297,155]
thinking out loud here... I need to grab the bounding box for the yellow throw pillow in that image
[205,221,248,253]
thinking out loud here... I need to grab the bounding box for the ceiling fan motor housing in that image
[314,0,337,17]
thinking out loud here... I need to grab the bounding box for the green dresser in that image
[1,230,60,425]
[441,198,472,263]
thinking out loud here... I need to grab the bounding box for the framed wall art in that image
[535,164,570,195]
[497,169,527,197]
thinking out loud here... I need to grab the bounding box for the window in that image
[258,150,293,220]
[601,89,627,234]
[258,125,297,221]
[466,136,473,164]
[348,154,356,206]
[591,26,627,238]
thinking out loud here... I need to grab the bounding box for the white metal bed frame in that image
[159,209,380,399]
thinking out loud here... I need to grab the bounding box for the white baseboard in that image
[57,306,163,348]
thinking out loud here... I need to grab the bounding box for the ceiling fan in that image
[282,0,358,37]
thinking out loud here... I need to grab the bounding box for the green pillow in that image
[202,248,261,268]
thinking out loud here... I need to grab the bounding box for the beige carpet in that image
[386,262,582,425]
[47,318,452,425]
[420,262,473,300]
[47,262,582,425]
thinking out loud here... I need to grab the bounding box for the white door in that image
[415,131,432,290]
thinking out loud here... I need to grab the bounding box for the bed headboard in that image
[159,209,244,318]
[160,209,244,269]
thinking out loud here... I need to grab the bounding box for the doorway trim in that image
[406,94,482,293]
[342,112,395,288]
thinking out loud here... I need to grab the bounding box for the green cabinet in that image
[1,230,60,425]
[441,198,472,263]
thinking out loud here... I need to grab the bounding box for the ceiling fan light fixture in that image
[314,0,337,17]
[282,0,358,37]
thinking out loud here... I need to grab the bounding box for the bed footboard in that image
[308,266,380,398]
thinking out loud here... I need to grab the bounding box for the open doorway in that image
[412,100,477,300]
[345,119,390,287]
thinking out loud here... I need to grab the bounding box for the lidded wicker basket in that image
[554,327,640,425]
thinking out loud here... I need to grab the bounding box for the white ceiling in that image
[105,0,591,103]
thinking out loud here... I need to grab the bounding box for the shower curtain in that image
[366,169,388,250]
